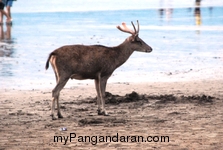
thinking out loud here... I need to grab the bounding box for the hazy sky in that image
[12,0,223,13]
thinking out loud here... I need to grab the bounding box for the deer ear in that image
[133,34,139,41]
[130,34,139,42]
[130,35,136,42]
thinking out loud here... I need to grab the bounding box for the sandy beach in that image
[1,79,223,149]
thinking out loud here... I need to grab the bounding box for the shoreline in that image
[1,79,222,98]
[1,65,223,91]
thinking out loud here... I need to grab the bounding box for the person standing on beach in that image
[5,0,13,20]
[0,0,11,24]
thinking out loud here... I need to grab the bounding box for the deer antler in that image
[117,23,135,35]
[136,20,139,34]
[117,20,139,35]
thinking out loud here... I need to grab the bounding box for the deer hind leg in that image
[50,56,69,120]
[50,55,59,83]
[51,77,69,120]
[51,97,56,120]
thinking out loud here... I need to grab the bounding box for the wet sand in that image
[0,80,223,149]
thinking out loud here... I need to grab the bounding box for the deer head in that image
[117,20,152,53]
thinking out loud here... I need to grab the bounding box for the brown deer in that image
[45,21,152,120]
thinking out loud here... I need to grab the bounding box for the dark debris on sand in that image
[93,91,215,105]
[180,95,215,104]
[78,117,127,126]
[104,91,147,104]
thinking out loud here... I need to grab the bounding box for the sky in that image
[12,0,223,13]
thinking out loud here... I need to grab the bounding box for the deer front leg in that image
[95,79,102,114]
[98,76,109,116]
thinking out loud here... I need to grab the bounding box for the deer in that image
[45,21,152,120]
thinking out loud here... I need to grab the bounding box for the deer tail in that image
[45,52,55,70]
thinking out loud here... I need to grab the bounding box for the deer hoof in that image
[103,112,109,116]
[58,113,63,118]
[97,109,103,115]
[51,114,57,120]
[97,110,109,116]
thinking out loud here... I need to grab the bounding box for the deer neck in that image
[114,38,134,67]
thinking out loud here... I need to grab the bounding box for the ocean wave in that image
[54,25,223,32]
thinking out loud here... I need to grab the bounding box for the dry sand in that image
[0,80,223,149]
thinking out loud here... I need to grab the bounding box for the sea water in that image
[0,0,223,90]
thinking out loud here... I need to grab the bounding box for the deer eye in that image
[133,37,142,45]
[136,39,142,45]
